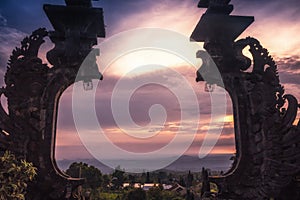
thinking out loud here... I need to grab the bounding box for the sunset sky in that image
[0,0,299,169]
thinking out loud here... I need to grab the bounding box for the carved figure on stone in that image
[192,1,300,199]
[0,0,105,199]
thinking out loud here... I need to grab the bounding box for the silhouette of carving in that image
[0,0,299,199]
[0,0,105,199]
[192,1,300,199]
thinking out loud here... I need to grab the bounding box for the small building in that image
[142,183,158,191]
[168,183,187,196]
[122,183,142,189]
[162,184,173,190]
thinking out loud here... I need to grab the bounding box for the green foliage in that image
[64,164,204,200]
[111,169,125,190]
[0,151,37,200]
[147,186,163,200]
[160,190,181,200]
[147,187,185,200]
[125,188,146,200]
[98,192,121,200]
[171,197,185,200]
[102,174,111,191]
[66,162,103,189]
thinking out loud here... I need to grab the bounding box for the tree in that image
[101,174,111,191]
[66,162,103,189]
[0,151,36,200]
[147,186,163,200]
[140,172,147,184]
[126,188,146,200]
[161,190,180,200]
[187,171,194,188]
[179,176,186,187]
[111,168,125,190]
[128,174,136,187]
[146,172,151,183]
[185,189,195,200]
[158,171,167,183]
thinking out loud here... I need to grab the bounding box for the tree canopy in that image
[66,162,103,189]
[0,151,36,200]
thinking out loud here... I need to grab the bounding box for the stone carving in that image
[0,0,105,199]
[192,1,300,199]
[0,0,299,199]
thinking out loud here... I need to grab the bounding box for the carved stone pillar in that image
[0,0,105,199]
[192,1,300,199]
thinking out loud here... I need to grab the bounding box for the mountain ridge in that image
[57,154,234,174]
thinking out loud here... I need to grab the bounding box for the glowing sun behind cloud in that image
[105,49,194,77]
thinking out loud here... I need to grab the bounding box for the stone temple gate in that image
[0,0,299,199]
[192,1,300,199]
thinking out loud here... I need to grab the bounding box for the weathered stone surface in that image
[192,1,300,199]
[0,0,105,199]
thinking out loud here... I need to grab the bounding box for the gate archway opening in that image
[56,63,235,174]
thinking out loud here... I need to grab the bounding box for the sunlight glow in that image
[223,115,234,123]
[107,49,190,77]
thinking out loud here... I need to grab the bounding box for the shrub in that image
[0,151,36,200]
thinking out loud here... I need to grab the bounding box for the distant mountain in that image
[57,154,233,174]
[57,158,114,174]
[164,154,233,172]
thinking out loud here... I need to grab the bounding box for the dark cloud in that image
[0,13,7,26]
[0,0,54,33]
[214,137,235,148]
[187,135,235,155]
[275,56,300,86]
[279,73,300,86]
[1,0,300,36]
[55,145,92,160]
[0,51,7,71]
[109,141,174,154]
[95,0,198,35]
[57,65,232,132]
[58,71,194,130]
[277,56,300,71]
[0,27,26,85]
[0,0,195,36]
[232,0,300,18]
[220,125,234,136]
